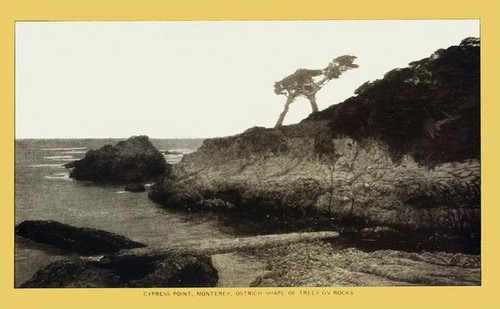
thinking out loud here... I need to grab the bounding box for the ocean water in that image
[14,139,268,287]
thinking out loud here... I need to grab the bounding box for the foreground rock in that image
[65,135,168,183]
[15,220,146,255]
[20,253,218,288]
[106,231,339,260]
[251,242,480,286]
[149,39,480,250]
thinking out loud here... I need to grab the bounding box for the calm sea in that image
[14,139,268,287]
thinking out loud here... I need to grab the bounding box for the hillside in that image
[149,38,480,252]
[308,37,479,165]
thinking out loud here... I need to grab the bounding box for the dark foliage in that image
[274,69,323,95]
[307,38,480,165]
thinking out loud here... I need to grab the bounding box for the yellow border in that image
[1,1,499,309]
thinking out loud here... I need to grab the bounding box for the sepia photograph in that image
[13,20,481,289]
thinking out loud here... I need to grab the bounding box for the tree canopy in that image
[274,55,358,127]
[307,38,479,166]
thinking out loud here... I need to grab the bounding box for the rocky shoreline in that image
[250,241,480,287]
[148,39,480,253]
[18,38,481,287]
[20,253,218,288]
[148,124,480,252]
[16,220,219,288]
[15,220,146,255]
[17,220,480,287]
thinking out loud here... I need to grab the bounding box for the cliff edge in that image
[149,38,480,251]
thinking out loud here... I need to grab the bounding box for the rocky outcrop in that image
[15,220,146,255]
[65,135,168,183]
[20,253,218,288]
[250,242,480,286]
[148,39,480,250]
[149,126,480,248]
[309,37,480,166]
[17,221,219,288]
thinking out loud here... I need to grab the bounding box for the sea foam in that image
[29,164,64,168]
[43,155,75,159]
[44,173,72,181]
[41,147,87,151]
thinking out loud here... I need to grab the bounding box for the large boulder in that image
[20,253,219,288]
[15,220,146,255]
[65,135,168,183]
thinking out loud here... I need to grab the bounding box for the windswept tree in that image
[274,55,359,127]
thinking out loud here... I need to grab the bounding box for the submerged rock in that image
[360,226,406,242]
[15,220,146,255]
[124,183,146,192]
[20,253,218,288]
[65,135,168,183]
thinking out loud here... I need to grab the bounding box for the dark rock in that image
[20,260,122,288]
[124,184,146,192]
[15,220,146,255]
[148,178,192,208]
[360,226,406,242]
[65,135,168,183]
[20,253,218,288]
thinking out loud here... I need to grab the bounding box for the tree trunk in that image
[101,231,339,263]
[275,96,294,128]
[308,94,319,113]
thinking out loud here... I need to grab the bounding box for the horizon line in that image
[14,136,210,140]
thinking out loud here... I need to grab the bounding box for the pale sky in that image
[15,20,479,139]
